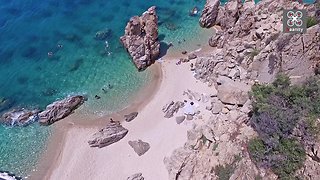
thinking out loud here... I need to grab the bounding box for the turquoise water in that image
[0,0,213,177]
[0,0,316,177]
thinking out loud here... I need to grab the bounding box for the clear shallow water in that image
[0,0,213,177]
[0,0,316,177]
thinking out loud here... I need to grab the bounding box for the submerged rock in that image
[88,121,128,148]
[38,95,85,125]
[120,6,160,71]
[199,0,220,28]
[95,28,112,40]
[128,139,150,156]
[0,109,40,126]
[0,98,14,113]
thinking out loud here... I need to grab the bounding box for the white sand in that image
[48,56,215,180]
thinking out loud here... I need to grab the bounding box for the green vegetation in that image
[249,48,260,60]
[306,16,318,28]
[215,154,242,180]
[248,75,320,178]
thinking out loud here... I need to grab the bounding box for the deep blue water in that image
[0,0,316,177]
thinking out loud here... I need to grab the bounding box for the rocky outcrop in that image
[88,121,128,148]
[0,109,40,126]
[38,95,85,125]
[199,0,220,28]
[128,139,150,156]
[162,101,185,118]
[253,24,320,84]
[120,6,160,71]
[216,76,250,105]
[127,173,144,180]
[0,171,22,180]
[124,112,138,122]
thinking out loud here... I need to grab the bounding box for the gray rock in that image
[217,77,250,105]
[88,121,128,148]
[186,114,194,121]
[127,173,144,180]
[128,140,150,156]
[199,0,220,28]
[201,125,215,142]
[0,171,22,180]
[162,101,174,113]
[120,6,160,71]
[39,95,85,125]
[208,32,223,47]
[176,116,186,124]
[164,101,184,118]
[124,112,138,122]
[1,109,40,126]
[211,100,224,114]
[188,53,197,60]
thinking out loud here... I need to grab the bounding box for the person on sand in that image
[110,118,114,123]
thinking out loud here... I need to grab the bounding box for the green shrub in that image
[306,16,318,28]
[248,75,320,178]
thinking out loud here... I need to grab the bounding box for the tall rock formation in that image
[120,6,160,71]
[199,0,220,28]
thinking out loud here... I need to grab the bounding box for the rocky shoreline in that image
[32,0,319,179]
[0,95,85,126]
[163,0,320,179]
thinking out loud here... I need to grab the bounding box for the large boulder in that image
[0,109,40,126]
[88,121,128,148]
[124,112,138,122]
[120,6,160,71]
[215,0,242,29]
[199,0,220,28]
[128,139,150,156]
[217,76,250,105]
[38,95,85,125]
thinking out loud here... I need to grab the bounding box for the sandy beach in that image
[34,46,216,180]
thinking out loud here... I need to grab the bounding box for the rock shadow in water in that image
[21,46,40,60]
[16,76,29,85]
[69,58,84,72]
[41,88,59,97]
[158,42,171,59]
[0,50,14,64]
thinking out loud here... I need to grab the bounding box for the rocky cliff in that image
[120,6,160,71]
[164,0,319,179]
[199,0,220,28]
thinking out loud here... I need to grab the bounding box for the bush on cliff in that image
[248,75,320,178]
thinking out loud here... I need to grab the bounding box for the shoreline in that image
[30,63,163,180]
[32,27,215,179]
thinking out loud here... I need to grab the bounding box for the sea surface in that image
[0,0,315,177]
